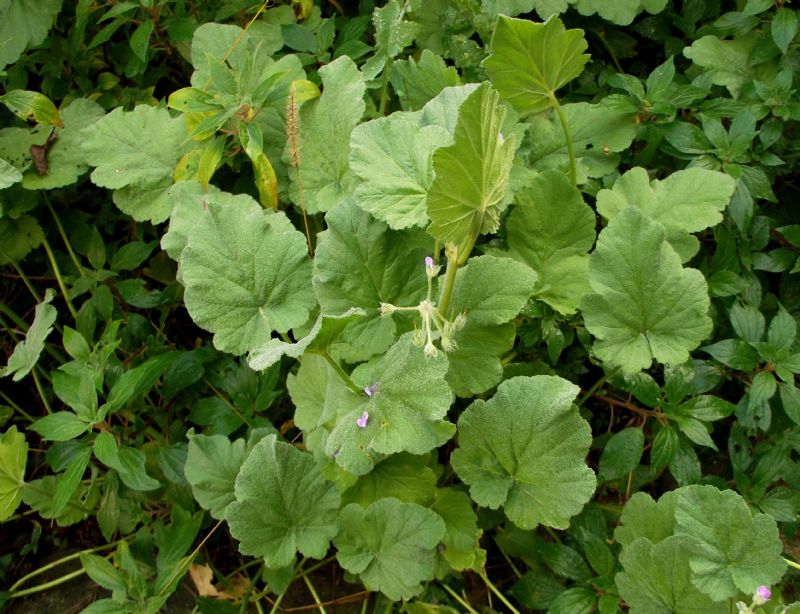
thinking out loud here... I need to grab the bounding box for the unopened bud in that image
[753,586,771,606]
[453,311,467,331]
[424,341,438,359]
[378,302,396,316]
[424,256,440,278]
[412,328,425,347]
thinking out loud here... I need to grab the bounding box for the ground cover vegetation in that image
[1,0,800,612]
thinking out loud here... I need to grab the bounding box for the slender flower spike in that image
[356,411,369,428]
[753,586,771,606]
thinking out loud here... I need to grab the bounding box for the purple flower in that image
[753,585,771,605]
[356,411,369,428]
[364,381,380,397]
[425,256,435,269]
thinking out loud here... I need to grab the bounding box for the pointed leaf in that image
[582,208,712,373]
[1,289,56,382]
[180,195,315,355]
[506,170,595,314]
[335,498,445,600]
[483,15,589,117]
[0,426,28,521]
[93,432,161,491]
[326,333,455,476]
[451,376,595,529]
[361,0,419,81]
[426,83,515,253]
[226,435,340,568]
[287,56,365,213]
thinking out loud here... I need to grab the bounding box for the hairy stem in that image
[478,571,520,614]
[549,94,577,187]
[41,237,78,320]
[577,366,621,407]
[436,251,460,317]
[440,583,479,614]
[318,350,363,395]
[302,573,327,614]
[45,197,86,277]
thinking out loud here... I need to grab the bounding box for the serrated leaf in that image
[616,536,727,614]
[93,432,161,491]
[180,195,315,356]
[0,426,28,521]
[388,49,462,111]
[341,453,438,508]
[426,82,515,253]
[349,113,449,230]
[184,434,249,520]
[1,289,56,382]
[29,411,90,441]
[430,488,485,571]
[451,376,595,529]
[598,428,644,482]
[287,353,364,434]
[335,497,445,600]
[82,104,190,223]
[505,170,595,313]
[582,208,712,373]
[683,34,759,98]
[226,435,340,568]
[614,490,679,547]
[772,8,798,54]
[312,199,428,362]
[247,308,366,371]
[0,0,61,69]
[483,15,589,117]
[287,56,365,213]
[361,0,419,81]
[701,339,758,371]
[674,485,786,600]
[23,99,105,190]
[326,333,455,475]
[596,167,735,262]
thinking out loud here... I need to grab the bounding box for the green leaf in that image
[0,157,22,188]
[160,182,222,263]
[334,497,445,600]
[103,352,177,416]
[349,113,449,230]
[650,425,680,468]
[767,304,796,353]
[326,333,455,475]
[449,255,535,326]
[451,376,595,529]
[1,289,56,382]
[0,0,61,69]
[388,49,462,111]
[582,208,712,373]
[483,15,589,117]
[596,167,735,262]
[426,83,515,254]
[287,56,365,213]
[184,434,249,520]
[614,490,679,547]
[312,199,428,362]
[0,215,44,265]
[0,426,28,521]
[683,34,759,98]
[674,485,786,600]
[180,196,315,356]
[598,428,644,482]
[361,0,419,81]
[430,488,485,571]
[129,20,153,62]
[287,353,364,435]
[82,104,190,223]
[52,447,92,517]
[445,322,515,397]
[701,339,758,371]
[93,432,161,491]
[730,302,765,343]
[226,435,340,568]
[341,453,438,508]
[248,309,366,371]
[0,90,61,127]
[616,536,728,614]
[779,382,800,426]
[772,8,798,54]
[80,553,127,593]
[505,170,595,314]
[29,411,90,441]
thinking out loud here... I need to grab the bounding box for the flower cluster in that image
[379,256,467,358]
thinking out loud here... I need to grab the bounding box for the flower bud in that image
[424,256,440,278]
[753,586,771,606]
[378,302,396,317]
[453,311,467,331]
[424,341,439,359]
[412,328,425,347]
